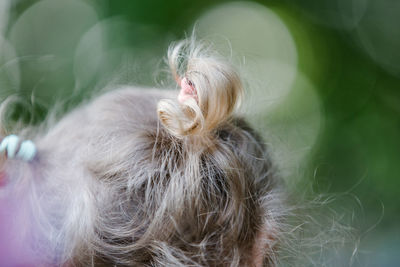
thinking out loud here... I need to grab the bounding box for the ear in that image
[178,77,198,104]
[251,224,277,267]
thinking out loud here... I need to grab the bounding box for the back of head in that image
[87,39,279,266]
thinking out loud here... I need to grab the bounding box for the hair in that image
[158,39,243,139]
[0,38,354,267]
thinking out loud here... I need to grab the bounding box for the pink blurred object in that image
[0,187,45,267]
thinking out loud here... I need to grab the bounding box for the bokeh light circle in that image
[262,73,323,184]
[196,1,298,114]
[0,36,20,100]
[292,0,369,30]
[9,0,98,101]
[355,0,400,78]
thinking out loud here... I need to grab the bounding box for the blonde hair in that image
[158,39,243,139]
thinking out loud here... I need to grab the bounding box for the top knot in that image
[157,39,243,139]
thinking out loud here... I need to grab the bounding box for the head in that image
[81,39,282,266]
[0,38,283,267]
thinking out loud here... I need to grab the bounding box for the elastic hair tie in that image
[0,135,37,162]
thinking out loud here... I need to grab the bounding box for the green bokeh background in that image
[0,0,399,266]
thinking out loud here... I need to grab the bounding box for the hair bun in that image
[157,39,243,139]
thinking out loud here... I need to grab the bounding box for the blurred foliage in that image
[0,0,399,265]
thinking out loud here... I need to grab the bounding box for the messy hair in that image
[0,38,354,267]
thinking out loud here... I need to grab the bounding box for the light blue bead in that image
[0,137,7,153]
[17,140,37,162]
[0,135,20,158]
[0,135,14,153]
